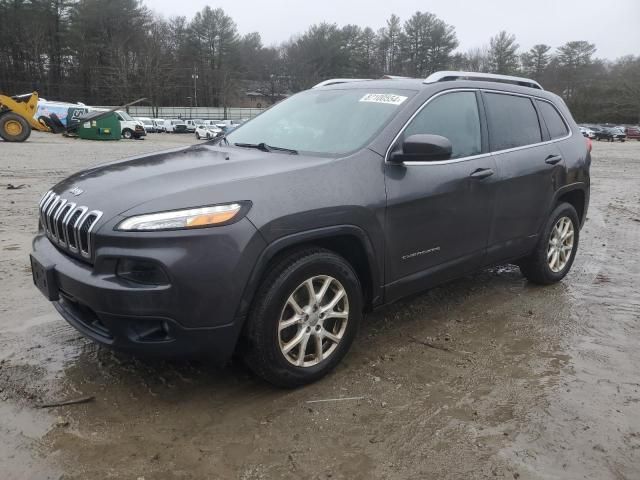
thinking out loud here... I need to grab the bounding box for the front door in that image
[384,90,497,300]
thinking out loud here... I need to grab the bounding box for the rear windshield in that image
[227,88,416,155]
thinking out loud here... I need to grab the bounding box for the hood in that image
[50,144,330,224]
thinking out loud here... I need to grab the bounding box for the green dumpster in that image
[77,112,121,140]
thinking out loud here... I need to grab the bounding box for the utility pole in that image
[191,67,199,108]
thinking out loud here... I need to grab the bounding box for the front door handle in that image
[545,154,563,165]
[470,168,494,180]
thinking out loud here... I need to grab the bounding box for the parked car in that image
[135,117,156,133]
[625,126,640,140]
[184,119,203,133]
[213,119,242,134]
[30,72,590,387]
[164,119,188,133]
[217,119,241,129]
[195,124,222,140]
[579,126,595,139]
[595,126,626,142]
[115,110,146,139]
[153,119,166,132]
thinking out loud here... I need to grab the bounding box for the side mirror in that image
[389,134,453,163]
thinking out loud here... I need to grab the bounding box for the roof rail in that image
[312,78,370,88]
[424,71,543,90]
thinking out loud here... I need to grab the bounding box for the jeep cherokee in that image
[30,71,591,387]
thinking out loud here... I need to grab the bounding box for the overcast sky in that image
[144,0,639,59]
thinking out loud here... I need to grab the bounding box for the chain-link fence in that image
[94,106,265,120]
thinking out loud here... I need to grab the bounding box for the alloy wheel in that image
[278,275,349,367]
[547,216,574,272]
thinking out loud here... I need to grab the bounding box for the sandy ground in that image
[0,132,639,480]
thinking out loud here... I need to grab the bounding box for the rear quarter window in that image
[536,100,569,139]
[484,93,542,151]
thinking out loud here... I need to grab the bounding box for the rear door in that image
[483,92,567,263]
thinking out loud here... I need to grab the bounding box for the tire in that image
[0,113,31,142]
[519,202,580,285]
[243,248,363,388]
[195,132,200,139]
[122,129,133,139]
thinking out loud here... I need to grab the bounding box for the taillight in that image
[586,137,592,152]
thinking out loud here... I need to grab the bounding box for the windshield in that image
[226,88,415,155]
[119,111,134,121]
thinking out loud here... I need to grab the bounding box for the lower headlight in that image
[116,202,247,231]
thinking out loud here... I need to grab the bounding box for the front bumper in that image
[31,218,266,362]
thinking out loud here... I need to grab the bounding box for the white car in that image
[116,111,146,139]
[216,119,241,129]
[164,119,188,133]
[580,126,595,139]
[135,117,156,133]
[153,119,166,132]
[184,119,204,133]
[195,124,222,140]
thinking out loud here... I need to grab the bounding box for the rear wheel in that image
[243,248,362,387]
[0,113,31,142]
[519,202,579,285]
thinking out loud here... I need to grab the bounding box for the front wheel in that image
[243,248,362,387]
[122,129,133,139]
[519,202,579,285]
[0,113,31,142]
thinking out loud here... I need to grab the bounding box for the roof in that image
[312,71,547,95]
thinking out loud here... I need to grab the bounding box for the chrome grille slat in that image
[70,206,88,254]
[55,203,74,246]
[59,202,76,246]
[51,198,68,241]
[41,193,57,231]
[45,196,62,235]
[38,190,102,261]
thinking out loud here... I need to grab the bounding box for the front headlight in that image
[116,203,247,231]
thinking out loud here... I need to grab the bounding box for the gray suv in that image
[30,72,590,387]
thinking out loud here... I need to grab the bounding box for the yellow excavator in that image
[0,92,50,142]
[0,92,147,142]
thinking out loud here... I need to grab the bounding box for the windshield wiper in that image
[234,142,298,155]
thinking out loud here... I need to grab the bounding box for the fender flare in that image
[551,182,589,227]
[235,225,383,319]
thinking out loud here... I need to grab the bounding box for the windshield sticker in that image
[359,93,408,106]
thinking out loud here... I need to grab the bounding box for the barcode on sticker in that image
[360,93,408,105]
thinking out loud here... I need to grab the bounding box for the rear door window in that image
[403,91,482,159]
[484,93,542,151]
[536,100,569,139]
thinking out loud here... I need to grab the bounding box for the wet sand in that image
[1,133,639,479]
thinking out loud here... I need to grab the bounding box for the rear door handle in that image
[470,168,494,180]
[545,154,563,165]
